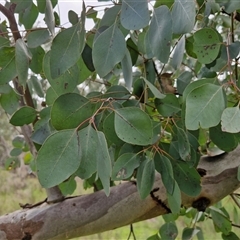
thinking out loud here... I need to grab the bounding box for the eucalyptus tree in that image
[1,0,240,239]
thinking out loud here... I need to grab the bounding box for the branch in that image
[1,146,240,239]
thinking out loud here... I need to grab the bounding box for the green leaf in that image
[51,93,94,130]
[185,83,226,130]
[121,49,132,91]
[210,207,232,235]
[50,21,85,79]
[19,3,38,29]
[147,6,172,63]
[43,52,79,95]
[27,29,50,48]
[96,131,112,196]
[154,153,175,195]
[182,227,200,240]
[171,36,185,70]
[68,10,79,25]
[155,94,181,117]
[142,77,166,99]
[120,0,149,30]
[173,161,201,197]
[146,234,161,240]
[0,36,10,48]
[99,5,121,28]
[15,39,31,86]
[221,107,240,133]
[114,107,153,146]
[103,112,123,146]
[159,222,178,240]
[0,89,20,114]
[167,181,181,214]
[28,75,44,98]
[93,24,126,77]
[10,106,37,126]
[75,125,98,179]
[172,0,196,34]
[137,158,155,199]
[209,124,238,152]
[36,129,81,188]
[193,28,221,64]
[0,47,17,84]
[222,232,240,240]
[112,153,140,180]
[177,128,191,161]
[29,46,45,74]
[59,176,77,196]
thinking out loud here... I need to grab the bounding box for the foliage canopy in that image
[1,0,240,239]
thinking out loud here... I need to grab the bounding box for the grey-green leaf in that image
[172,0,196,34]
[147,6,172,63]
[36,129,81,188]
[221,107,240,133]
[97,131,112,196]
[114,107,153,146]
[121,0,149,30]
[50,21,85,79]
[185,83,226,130]
[93,24,126,77]
[76,125,98,179]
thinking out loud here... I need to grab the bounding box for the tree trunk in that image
[0,147,240,240]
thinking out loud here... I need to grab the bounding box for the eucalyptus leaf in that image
[10,106,37,126]
[147,6,172,63]
[137,158,155,199]
[185,83,226,130]
[114,107,153,146]
[121,0,149,30]
[221,107,240,133]
[51,93,94,130]
[159,222,178,240]
[36,129,81,188]
[93,24,126,77]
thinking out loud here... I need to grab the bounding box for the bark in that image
[0,147,240,240]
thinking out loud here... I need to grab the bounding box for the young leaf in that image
[36,129,81,188]
[112,153,140,180]
[172,0,196,34]
[50,20,85,78]
[121,0,149,30]
[114,107,153,146]
[96,131,112,196]
[51,93,94,130]
[93,24,126,77]
[193,28,221,64]
[75,125,98,179]
[10,106,37,126]
[137,157,155,199]
[185,83,226,130]
[147,6,172,63]
[221,107,240,133]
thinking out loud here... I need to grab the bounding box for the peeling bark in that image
[0,147,240,240]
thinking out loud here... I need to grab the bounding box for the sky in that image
[0,0,113,30]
